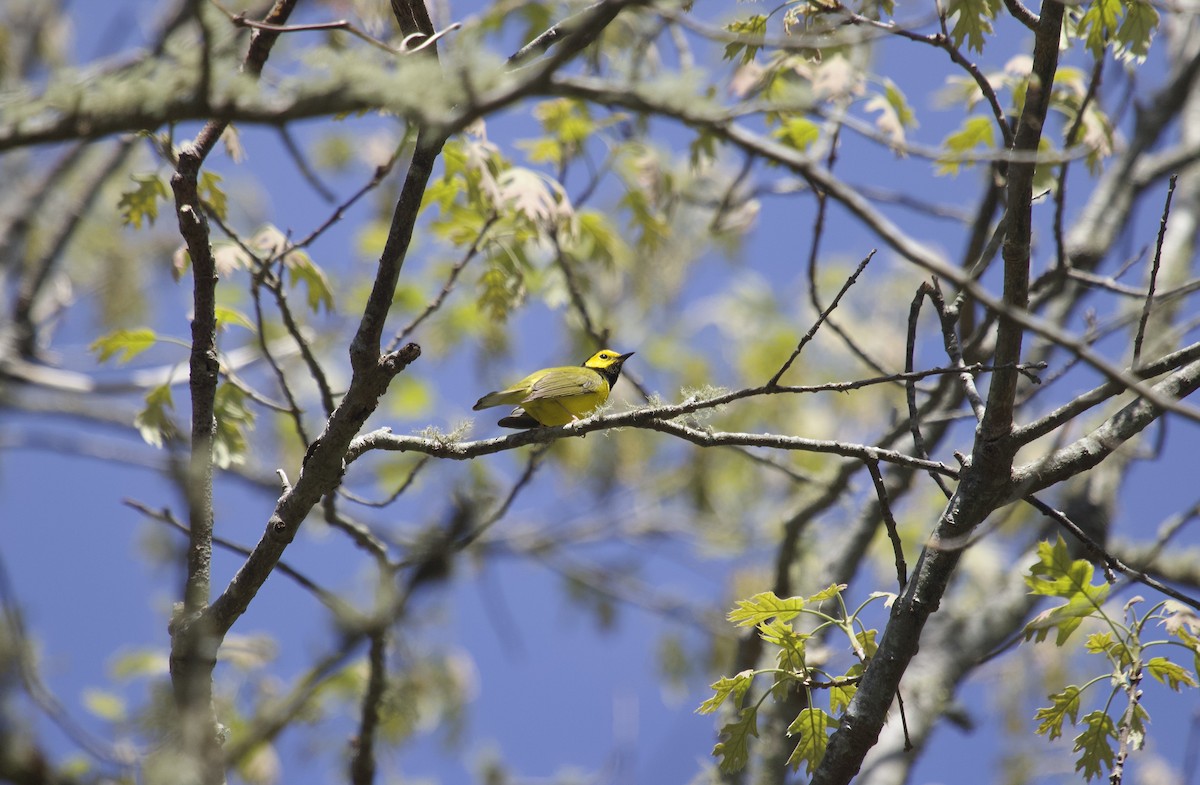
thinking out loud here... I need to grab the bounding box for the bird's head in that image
[583,349,635,373]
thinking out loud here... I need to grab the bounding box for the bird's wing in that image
[473,369,546,409]
[523,367,602,402]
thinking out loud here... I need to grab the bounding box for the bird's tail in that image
[473,390,515,410]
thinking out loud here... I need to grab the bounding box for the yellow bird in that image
[473,349,635,428]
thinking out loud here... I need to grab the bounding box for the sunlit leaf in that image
[937,115,995,175]
[773,117,819,151]
[199,171,228,220]
[109,649,169,680]
[1145,657,1196,691]
[90,328,158,364]
[713,707,758,773]
[786,708,831,773]
[82,688,126,722]
[1114,0,1158,62]
[212,382,254,468]
[286,253,334,313]
[118,173,167,229]
[135,384,179,449]
[944,0,1001,52]
[728,591,805,627]
[697,670,754,714]
[807,584,846,604]
[1078,0,1121,56]
[724,15,768,65]
[215,306,256,332]
[1072,710,1116,781]
[387,375,434,420]
[1034,684,1081,740]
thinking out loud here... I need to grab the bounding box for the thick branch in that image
[1014,357,1200,494]
[812,7,1065,783]
[984,0,1062,444]
[168,5,299,782]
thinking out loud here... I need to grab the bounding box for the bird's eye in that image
[600,353,610,359]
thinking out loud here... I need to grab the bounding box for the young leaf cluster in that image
[698,585,887,775]
[1024,537,1200,781]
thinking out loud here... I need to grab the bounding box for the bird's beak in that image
[618,351,635,362]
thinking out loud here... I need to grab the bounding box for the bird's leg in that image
[557,402,587,437]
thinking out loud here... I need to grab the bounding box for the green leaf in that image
[772,117,819,151]
[90,328,159,364]
[1072,710,1116,781]
[286,253,334,313]
[82,688,126,722]
[1034,684,1081,740]
[199,171,228,221]
[213,382,254,469]
[786,708,831,773]
[109,649,169,680]
[1114,0,1158,62]
[697,670,754,715]
[937,115,995,175]
[117,173,168,229]
[1026,536,1110,597]
[1145,657,1197,691]
[757,617,807,649]
[759,619,808,694]
[689,128,720,168]
[807,584,846,604]
[881,79,917,129]
[477,256,526,323]
[829,663,861,715]
[728,591,805,627]
[1023,594,1104,646]
[135,384,178,449]
[1163,607,1200,675]
[1078,0,1121,56]
[1085,631,1132,668]
[712,707,758,773]
[853,629,878,659]
[215,306,256,332]
[533,98,595,151]
[571,210,632,269]
[618,187,670,254]
[944,0,1001,52]
[865,79,917,148]
[1084,631,1114,653]
[724,15,767,64]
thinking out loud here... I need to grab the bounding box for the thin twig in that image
[865,460,907,590]
[1133,174,1177,368]
[1109,655,1144,785]
[1013,341,1200,446]
[458,444,551,549]
[0,554,135,769]
[806,125,892,377]
[1024,494,1200,611]
[1053,55,1104,273]
[278,124,336,203]
[339,456,431,507]
[771,252,875,387]
[288,139,410,253]
[125,499,359,619]
[249,265,311,446]
[349,629,388,785]
[388,214,499,352]
[1001,0,1039,28]
[212,0,459,55]
[905,282,957,498]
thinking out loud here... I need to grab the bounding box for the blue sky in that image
[3,1,1200,784]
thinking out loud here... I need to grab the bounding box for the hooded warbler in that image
[473,349,635,428]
